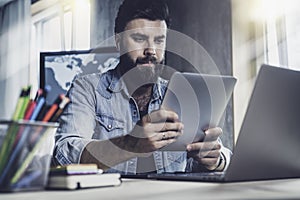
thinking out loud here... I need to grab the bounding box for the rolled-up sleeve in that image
[53,75,98,166]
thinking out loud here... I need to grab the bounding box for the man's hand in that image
[186,127,224,171]
[125,109,184,154]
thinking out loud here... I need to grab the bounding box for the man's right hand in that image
[125,109,184,154]
[81,109,183,170]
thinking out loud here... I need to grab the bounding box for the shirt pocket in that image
[95,114,125,138]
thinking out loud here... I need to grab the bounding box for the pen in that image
[29,85,51,121]
[42,94,64,122]
[24,89,43,120]
[18,86,31,120]
[49,96,70,122]
[12,87,27,120]
[36,104,50,121]
[23,100,35,120]
[34,88,42,101]
[29,94,63,144]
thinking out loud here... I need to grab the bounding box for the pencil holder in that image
[0,120,58,192]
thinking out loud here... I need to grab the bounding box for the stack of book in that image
[47,164,122,190]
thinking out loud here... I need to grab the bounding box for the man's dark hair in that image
[115,0,171,34]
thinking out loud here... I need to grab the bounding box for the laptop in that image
[160,72,237,151]
[147,64,300,182]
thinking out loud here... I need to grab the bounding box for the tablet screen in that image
[159,72,236,151]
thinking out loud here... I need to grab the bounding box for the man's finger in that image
[154,138,177,149]
[203,127,223,141]
[197,157,219,167]
[193,149,220,159]
[186,141,221,152]
[142,121,183,133]
[154,130,183,141]
[158,122,184,132]
[147,109,179,123]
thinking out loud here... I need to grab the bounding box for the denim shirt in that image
[53,67,231,174]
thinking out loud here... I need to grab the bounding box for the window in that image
[30,0,91,91]
[262,0,300,71]
[285,7,300,70]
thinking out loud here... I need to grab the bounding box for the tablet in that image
[160,72,236,151]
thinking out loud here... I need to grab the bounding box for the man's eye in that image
[155,39,165,44]
[133,37,145,42]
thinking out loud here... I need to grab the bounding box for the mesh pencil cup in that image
[0,120,58,192]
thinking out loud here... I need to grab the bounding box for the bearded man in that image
[53,0,231,174]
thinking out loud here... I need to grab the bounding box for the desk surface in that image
[1,178,300,200]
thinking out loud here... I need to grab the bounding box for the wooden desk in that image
[1,178,300,199]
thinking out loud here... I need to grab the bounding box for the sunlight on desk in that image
[1,178,300,200]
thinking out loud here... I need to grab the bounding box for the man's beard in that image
[119,53,164,85]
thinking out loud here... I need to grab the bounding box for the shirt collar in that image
[107,67,125,93]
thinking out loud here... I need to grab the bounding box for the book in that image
[49,164,101,176]
[47,173,122,190]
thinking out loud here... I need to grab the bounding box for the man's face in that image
[117,19,167,83]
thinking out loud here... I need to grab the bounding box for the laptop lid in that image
[160,72,237,151]
[225,64,300,181]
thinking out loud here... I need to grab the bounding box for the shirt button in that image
[107,124,112,129]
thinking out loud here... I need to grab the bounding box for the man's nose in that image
[144,43,156,56]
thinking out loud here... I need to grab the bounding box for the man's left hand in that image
[186,127,224,171]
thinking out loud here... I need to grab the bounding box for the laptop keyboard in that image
[148,172,225,182]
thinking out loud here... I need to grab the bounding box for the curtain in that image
[0,0,31,119]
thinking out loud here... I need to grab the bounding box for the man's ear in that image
[115,34,120,51]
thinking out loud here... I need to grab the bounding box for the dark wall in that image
[165,0,233,150]
[90,0,123,47]
[166,0,232,74]
[90,0,233,150]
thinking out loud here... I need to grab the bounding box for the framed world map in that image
[40,47,119,105]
